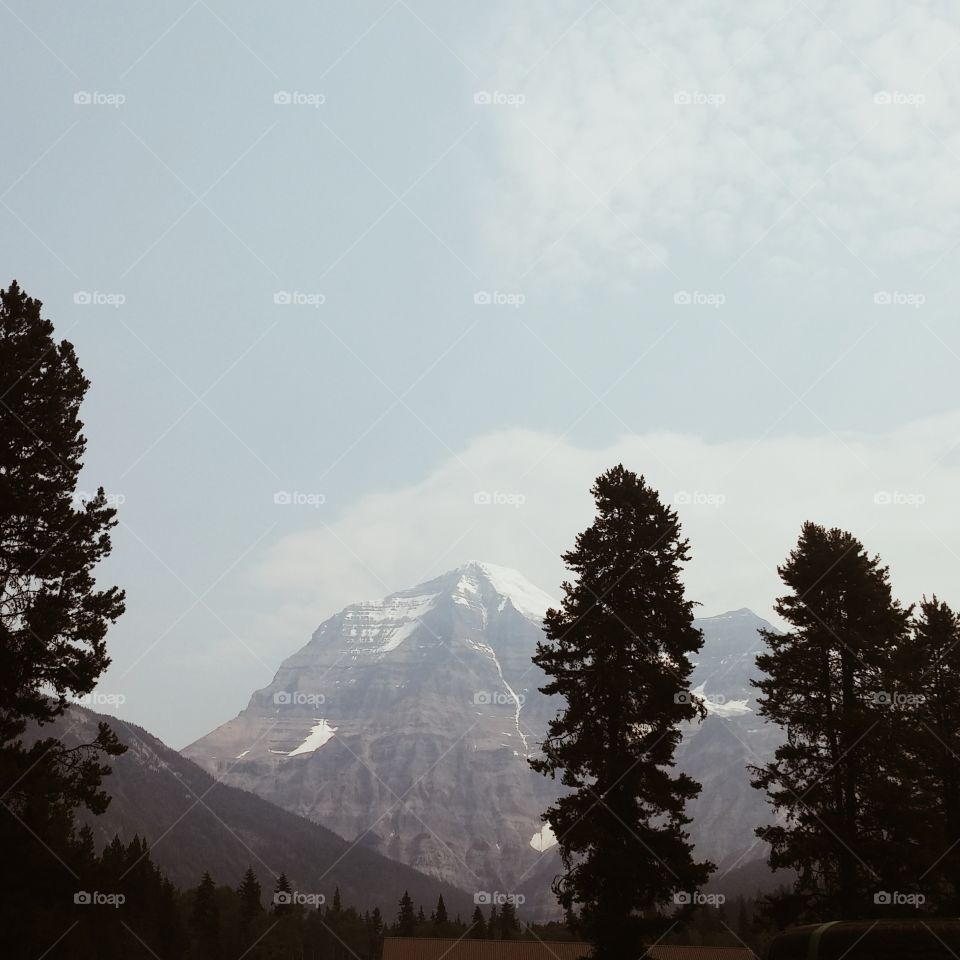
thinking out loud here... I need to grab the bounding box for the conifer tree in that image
[487,904,499,939]
[499,899,518,938]
[470,905,487,938]
[434,894,447,925]
[332,885,342,913]
[531,466,712,958]
[274,872,293,914]
[751,522,912,921]
[238,867,262,927]
[396,890,416,936]
[0,281,127,952]
[192,872,220,960]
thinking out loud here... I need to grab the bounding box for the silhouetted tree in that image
[237,866,262,928]
[531,466,713,958]
[0,280,126,956]
[273,872,293,915]
[396,890,416,936]
[191,872,220,959]
[469,905,487,938]
[499,899,519,938]
[751,522,912,921]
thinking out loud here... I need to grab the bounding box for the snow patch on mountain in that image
[470,636,530,754]
[530,823,557,852]
[342,593,437,657]
[288,719,338,756]
[692,682,752,718]
[468,562,556,621]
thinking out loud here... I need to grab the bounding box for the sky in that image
[3,0,960,747]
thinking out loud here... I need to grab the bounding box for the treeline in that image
[751,523,960,925]
[5,816,584,959]
[530,467,960,960]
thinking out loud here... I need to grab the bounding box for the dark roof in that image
[382,937,755,960]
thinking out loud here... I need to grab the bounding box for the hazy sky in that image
[4,0,960,747]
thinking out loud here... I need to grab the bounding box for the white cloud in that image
[472,0,960,287]
[250,414,960,646]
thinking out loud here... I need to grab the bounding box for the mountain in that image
[678,609,785,885]
[184,562,561,901]
[44,704,474,915]
[184,562,785,916]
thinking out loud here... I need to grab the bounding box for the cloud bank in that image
[251,414,960,647]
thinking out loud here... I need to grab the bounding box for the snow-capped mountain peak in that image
[449,560,557,622]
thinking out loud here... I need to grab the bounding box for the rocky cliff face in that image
[183,564,782,914]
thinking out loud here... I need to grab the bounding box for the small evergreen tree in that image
[531,466,713,958]
[396,890,416,936]
[434,894,448,925]
[332,885,342,913]
[191,872,220,960]
[469,905,487,938]
[499,899,518,938]
[487,904,499,939]
[273,872,293,914]
[237,867,262,927]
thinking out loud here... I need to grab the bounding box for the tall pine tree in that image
[191,872,220,960]
[469,905,487,938]
[237,866,262,929]
[531,466,712,959]
[396,890,416,936]
[751,522,912,921]
[0,280,126,955]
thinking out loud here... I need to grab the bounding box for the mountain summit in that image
[184,564,779,912]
